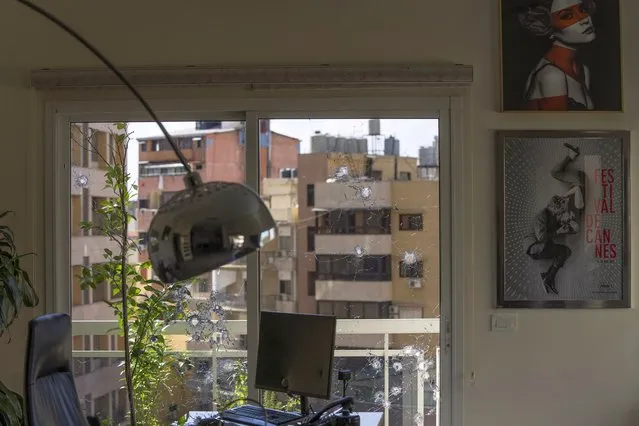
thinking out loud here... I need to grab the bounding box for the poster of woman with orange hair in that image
[500,0,622,111]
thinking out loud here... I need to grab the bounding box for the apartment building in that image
[136,122,300,318]
[296,151,440,330]
[294,149,439,426]
[70,122,130,424]
[260,174,299,313]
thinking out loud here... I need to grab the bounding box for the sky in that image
[126,119,439,193]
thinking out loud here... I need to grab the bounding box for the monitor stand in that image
[300,395,309,416]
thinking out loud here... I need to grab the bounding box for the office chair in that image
[25,313,89,426]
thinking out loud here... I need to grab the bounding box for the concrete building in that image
[70,123,130,424]
[418,136,439,181]
[260,176,299,313]
[296,151,439,339]
[136,122,300,319]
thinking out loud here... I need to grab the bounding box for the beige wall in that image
[391,181,440,317]
[1,1,639,425]
[325,153,417,181]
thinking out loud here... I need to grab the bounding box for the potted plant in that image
[0,211,38,425]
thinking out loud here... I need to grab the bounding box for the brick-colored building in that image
[136,122,300,302]
[137,123,300,211]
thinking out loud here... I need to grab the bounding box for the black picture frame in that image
[496,130,630,308]
[500,0,623,112]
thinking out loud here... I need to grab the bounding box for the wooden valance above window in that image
[30,64,473,90]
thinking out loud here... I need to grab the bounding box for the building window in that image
[316,301,390,319]
[93,336,109,369]
[138,199,149,209]
[140,142,147,152]
[307,184,315,207]
[399,213,423,231]
[84,336,92,375]
[279,280,292,295]
[279,236,293,251]
[371,170,383,180]
[399,306,423,318]
[139,164,187,177]
[399,260,424,278]
[315,255,392,281]
[91,197,107,236]
[92,280,107,303]
[308,271,316,296]
[153,141,160,151]
[364,209,392,234]
[195,164,203,170]
[307,227,315,251]
[178,138,192,149]
[399,171,411,181]
[317,301,331,315]
[322,210,356,234]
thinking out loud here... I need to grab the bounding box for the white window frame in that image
[44,94,468,426]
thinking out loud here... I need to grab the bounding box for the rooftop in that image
[135,127,237,142]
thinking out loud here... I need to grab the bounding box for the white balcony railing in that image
[72,318,440,426]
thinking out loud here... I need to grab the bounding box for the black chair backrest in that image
[25,313,88,426]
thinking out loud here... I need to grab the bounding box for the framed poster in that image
[500,0,622,111]
[496,130,630,308]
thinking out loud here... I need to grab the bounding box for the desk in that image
[184,411,383,426]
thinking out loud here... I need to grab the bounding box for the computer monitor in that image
[255,311,337,402]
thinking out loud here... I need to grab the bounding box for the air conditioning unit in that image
[408,279,422,289]
[389,305,400,315]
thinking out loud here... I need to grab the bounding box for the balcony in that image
[315,279,392,302]
[269,207,297,222]
[315,234,392,255]
[74,361,123,404]
[262,178,297,196]
[71,235,121,266]
[72,301,117,321]
[275,299,296,313]
[316,225,391,235]
[140,148,194,163]
[72,318,440,426]
[315,181,392,209]
[262,253,295,270]
[71,166,115,198]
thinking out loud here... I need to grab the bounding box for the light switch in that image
[491,313,517,332]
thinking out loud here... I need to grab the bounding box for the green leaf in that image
[0,380,24,423]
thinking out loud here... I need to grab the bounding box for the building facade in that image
[260,176,299,313]
[136,122,300,319]
[296,151,440,334]
[70,123,130,424]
